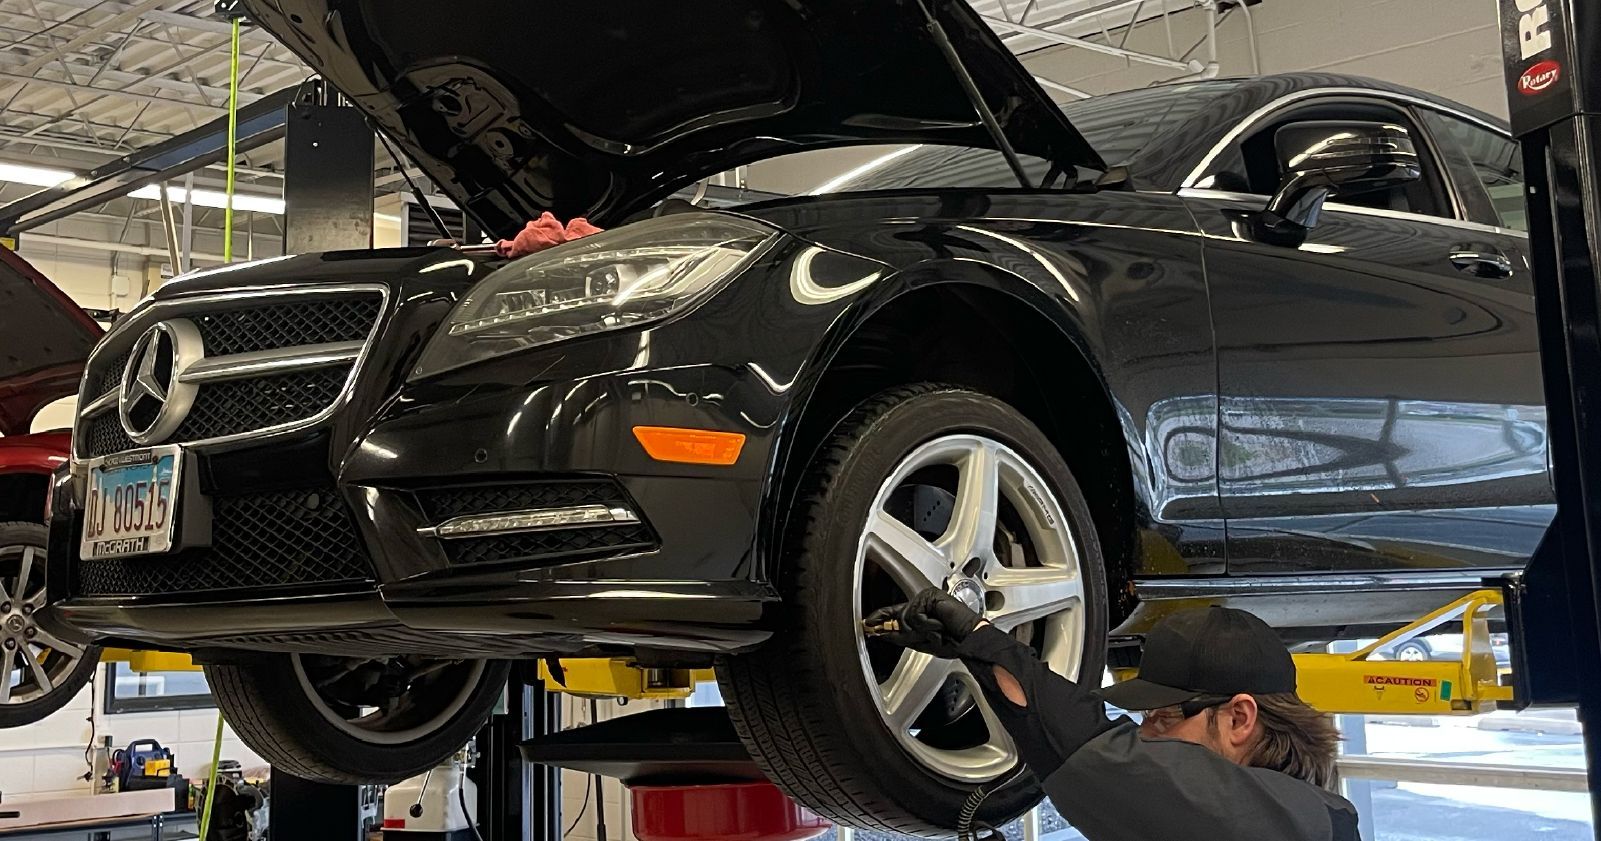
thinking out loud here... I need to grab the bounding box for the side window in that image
[1418,110,1527,231]
[1195,98,1454,220]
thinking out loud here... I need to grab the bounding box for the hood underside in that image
[239,0,1103,237]
[0,247,100,436]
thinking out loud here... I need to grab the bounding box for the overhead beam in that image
[0,71,226,112]
[982,14,1198,69]
[31,0,280,42]
[1032,75,1092,99]
[0,86,297,233]
[0,131,283,181]
[11,0,171,78]
[0,48,267,106]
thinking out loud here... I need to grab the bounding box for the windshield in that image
[815,80,1243,193]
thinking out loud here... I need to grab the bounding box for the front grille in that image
[416,480,658,567]
[85,412,135,459]
[172,366,351,443]
[192,297,382,356]
[75,290,383,458]
[446,523,658,567]
[73,486,373,596]
[95,349,131,397]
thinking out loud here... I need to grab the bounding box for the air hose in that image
[196,15,242,841]
[956,765,1029,841]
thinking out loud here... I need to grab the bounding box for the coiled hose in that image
[956,765,1029,841]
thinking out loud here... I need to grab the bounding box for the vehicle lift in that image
[92,0,1601,838]
[489,5,1601,840]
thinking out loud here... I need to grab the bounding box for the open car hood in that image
[0,247,100,436]
[239,0,1104,237]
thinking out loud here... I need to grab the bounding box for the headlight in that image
[413,213,776,379]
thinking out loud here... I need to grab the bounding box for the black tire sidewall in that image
[0,521,101,729]
[208,655,511,784]
[787,387,1109,823]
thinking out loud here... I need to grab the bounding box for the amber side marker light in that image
[633,426,746,466]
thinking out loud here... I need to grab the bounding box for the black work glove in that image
[863,587,984,659]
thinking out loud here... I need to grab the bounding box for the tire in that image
[0,521,100,728]
[719,385,1110,835]
[207,654,511,784]
[1393,641,1430,662]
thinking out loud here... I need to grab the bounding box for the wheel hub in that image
[948,577,985,614]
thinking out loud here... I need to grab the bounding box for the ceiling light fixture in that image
[127,184,285,215]
[0,163,77,187]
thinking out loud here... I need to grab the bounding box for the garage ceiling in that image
[0,0,1208,233]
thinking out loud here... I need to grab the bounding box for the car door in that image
[1181,93,1551,575]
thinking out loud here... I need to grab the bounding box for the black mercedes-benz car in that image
[42,0,1540,833]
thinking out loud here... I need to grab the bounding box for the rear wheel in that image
[207,653,510,784]
[719,385,1109,834]
[0,522,99,728]
[1394,641,1431,661]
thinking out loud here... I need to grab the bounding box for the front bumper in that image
[45,237,873,657]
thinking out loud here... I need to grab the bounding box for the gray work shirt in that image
[956,626,1359,841]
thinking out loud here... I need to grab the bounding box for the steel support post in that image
[1498,0,1601,832]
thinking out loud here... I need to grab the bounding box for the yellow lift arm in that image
[1291,589,1512,715]
[536,592,1519,716]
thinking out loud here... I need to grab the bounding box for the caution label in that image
[1364,675,1439,688]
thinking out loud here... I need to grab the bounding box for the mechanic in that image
[865,590,1358,841]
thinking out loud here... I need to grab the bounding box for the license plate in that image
[81,446,183,560]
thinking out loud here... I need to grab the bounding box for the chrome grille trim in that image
[180,340,365,384]
[72,283,389,461]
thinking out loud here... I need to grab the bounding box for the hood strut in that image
[916,0,1031,188]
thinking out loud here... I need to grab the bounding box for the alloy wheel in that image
[291,653,487,746]
[0,544,89,705]
[852,434,1086,783]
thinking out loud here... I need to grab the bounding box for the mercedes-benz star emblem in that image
[119,319,203,445]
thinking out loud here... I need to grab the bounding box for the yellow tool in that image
[102,648,202,672]
[538,658,714,700]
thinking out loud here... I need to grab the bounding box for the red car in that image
[0,245,101,725]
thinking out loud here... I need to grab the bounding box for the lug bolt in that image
[3,639,14,650]
[20,605,30,616]
[0,603,10,614]
[23,627,35,639]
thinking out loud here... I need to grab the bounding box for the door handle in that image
[1449,251,1514,279]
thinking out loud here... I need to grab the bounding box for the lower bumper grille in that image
[73,486,373,596]
[446,523,658,566]
[416,479,659,567]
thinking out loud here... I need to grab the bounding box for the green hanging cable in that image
[222,16,241,263]
[198,20,243,841]
[197,713,227,841]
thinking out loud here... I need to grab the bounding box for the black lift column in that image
[1498,0,1601,832]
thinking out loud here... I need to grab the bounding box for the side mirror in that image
[1262,120,1421,233]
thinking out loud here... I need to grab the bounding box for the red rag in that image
[494,213,606,259]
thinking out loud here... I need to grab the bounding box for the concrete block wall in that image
[0,676,264,800]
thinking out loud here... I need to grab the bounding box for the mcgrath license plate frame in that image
[81,445,184,560]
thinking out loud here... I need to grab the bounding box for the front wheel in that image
[0,522,100,728]
[719,385,1109,835]
[207,654,510,784]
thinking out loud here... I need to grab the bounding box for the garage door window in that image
[1418,110,1527,231]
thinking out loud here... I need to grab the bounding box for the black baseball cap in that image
[1102,606,1297,711]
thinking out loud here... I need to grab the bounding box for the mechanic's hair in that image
[1243,693,1341,789]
